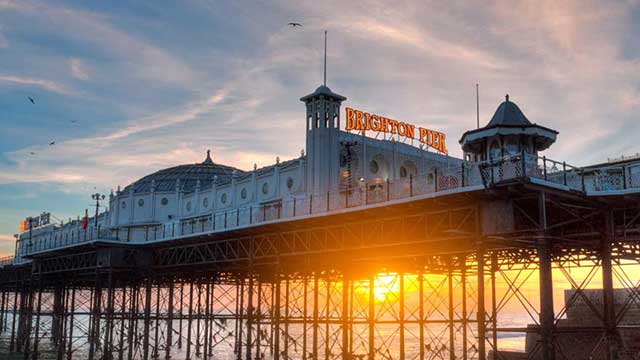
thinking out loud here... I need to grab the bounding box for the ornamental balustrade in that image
[9,153,640,263]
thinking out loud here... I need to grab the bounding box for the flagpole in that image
[324,30,327,86]
[476,83,480,129]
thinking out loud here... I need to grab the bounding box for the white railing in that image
[13,153,640,261]
[478,153,585,191]
[14,227,114,264]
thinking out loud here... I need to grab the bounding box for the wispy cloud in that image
[68,58,90,80]
[1,0,640,241]
[345,19,507,70]
[0,75,74,95]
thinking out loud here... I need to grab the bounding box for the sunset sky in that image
[1,0,640,254]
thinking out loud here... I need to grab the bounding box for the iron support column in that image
[477,242,486,360]
[602,209,619,360]
[538,192,555,360]
[142,279,153,360]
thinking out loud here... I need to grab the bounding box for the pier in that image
[1,154,640,359]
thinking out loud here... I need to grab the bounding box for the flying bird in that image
[29,152,36,155]
[27,97,35,104]
[49,141,55,146]
[287,22,302,27]
[70,120,77,123]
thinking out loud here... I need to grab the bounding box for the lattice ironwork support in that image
[343,274,350,359]
[538,237,555,360]
[477,242,486,360]
[538,191,555,360]
[490,253,498,355]
[246,270,255,360]
[419,272,425,360]
[186,282,194,360]
[142,278,153,360]
[10,288,19,352]
[30,276,43,360]
[368,275,374,360]
[602,209,619,360]
[274,273,281,360]
[448,263,456,360]
[66,285,76,360]
[461,264,468,360]
[236,280,245,360]
[89,274,103,360]
[166,279,174,359]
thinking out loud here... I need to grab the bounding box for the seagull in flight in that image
[287,22,302,28]
[27,97,35,104]
[49,141,55,146]
[29,152,36,155]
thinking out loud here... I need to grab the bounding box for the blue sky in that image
[0,0,639,255]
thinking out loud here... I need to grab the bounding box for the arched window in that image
[489,140,501,160]
[400,161,417,178]
[505,137,519,155]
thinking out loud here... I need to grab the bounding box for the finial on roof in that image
[253,163,257,170]
[202,149,213,164]
[276,156,280,164]
[505,94,509,102]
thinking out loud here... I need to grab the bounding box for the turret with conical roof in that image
[459,94,558,162]
[301,85,346,193]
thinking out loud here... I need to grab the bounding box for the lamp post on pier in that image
[91,193,106,232]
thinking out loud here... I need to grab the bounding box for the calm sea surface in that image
[0,312,530,359]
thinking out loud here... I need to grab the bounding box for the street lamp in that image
[91,193,106,229]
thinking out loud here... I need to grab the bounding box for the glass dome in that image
[122,150,243,194]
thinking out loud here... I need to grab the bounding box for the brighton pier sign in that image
[345,107,448,154]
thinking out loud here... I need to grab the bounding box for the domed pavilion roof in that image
[122,150,243,194]
[459,94,558,154]
[486,94,531,127]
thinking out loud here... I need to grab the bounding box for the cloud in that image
[0,75,74,95]
[1,0,196,87]
[100,88,230,141]
[68,58,90,80]
[0,25,7,48]
[344,19,507,70]
[0,234,14,242]
[1,0,640,215]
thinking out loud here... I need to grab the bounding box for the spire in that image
[323,30,327,86]
[202,149,213,164]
